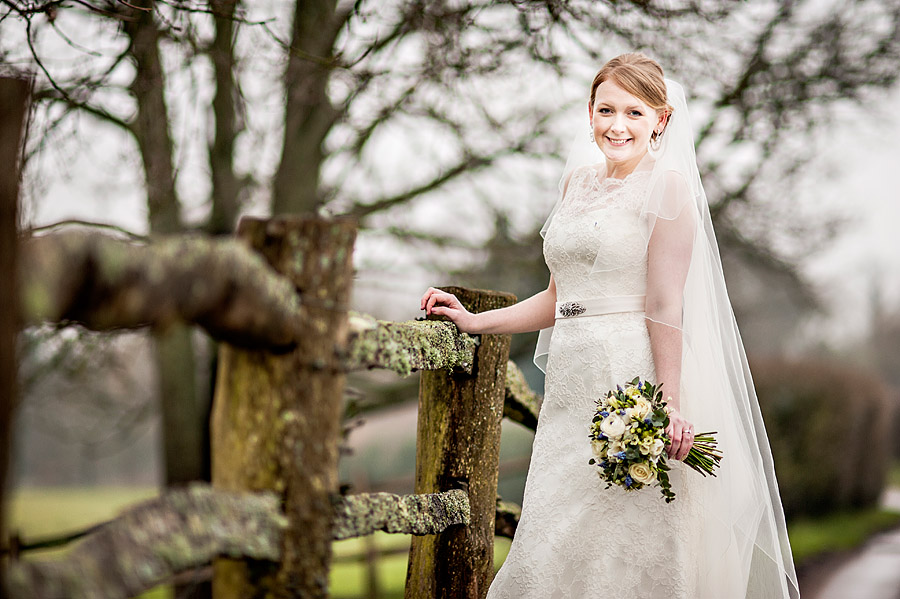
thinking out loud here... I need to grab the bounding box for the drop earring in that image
[648,129,663,154]
[589,128,595,143]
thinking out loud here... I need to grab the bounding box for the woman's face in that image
[589,79,664,177]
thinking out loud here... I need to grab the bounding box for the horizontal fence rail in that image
[7,220,538,599]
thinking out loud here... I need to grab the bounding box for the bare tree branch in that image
[33,89,134,134]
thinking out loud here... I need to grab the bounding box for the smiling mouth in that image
[606,137,632,146]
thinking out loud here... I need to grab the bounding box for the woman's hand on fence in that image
[420,287,477,333]
[664,407,694,461]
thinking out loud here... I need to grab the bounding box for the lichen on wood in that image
[5,484,287,599]
[332,489,470,540]
[345,313,477,376]
[503,360,541,431]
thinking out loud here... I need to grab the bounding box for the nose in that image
[611,113,627,133]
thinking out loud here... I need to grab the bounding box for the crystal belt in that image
[555,295,646,319]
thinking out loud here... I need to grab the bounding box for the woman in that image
[420,54,799,598]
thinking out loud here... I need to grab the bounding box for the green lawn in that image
[787,507,900,565]
[6,484,900,597]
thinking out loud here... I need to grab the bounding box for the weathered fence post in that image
[405,287,516,599]
[0,75,30,595]
[211,215,356,599]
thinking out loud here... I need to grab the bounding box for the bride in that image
[420,53,799,598]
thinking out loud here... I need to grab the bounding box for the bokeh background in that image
[2,1,900,597]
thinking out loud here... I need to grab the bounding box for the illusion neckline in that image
[587,164,651,186]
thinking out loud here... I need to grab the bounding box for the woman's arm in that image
[420,275,557,335]
[645,175,696,460]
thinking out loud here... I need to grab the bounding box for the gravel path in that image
[813,488,900,599]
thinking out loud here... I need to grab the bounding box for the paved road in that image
[814,488,900,599]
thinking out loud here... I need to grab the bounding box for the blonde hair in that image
[590,53,673,120]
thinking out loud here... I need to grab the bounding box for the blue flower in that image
[625,475,633,487]
[644,417,652,424]
[619,409,626,416]
[598,432,607,440]
[638,380,644,390]
[617,385,624,393]
[600,410,609,417]
[616,451,626,460]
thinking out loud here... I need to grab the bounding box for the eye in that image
[629,110,643,117]
[597,107,612,114]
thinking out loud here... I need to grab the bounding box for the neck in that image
[605,152,651,179]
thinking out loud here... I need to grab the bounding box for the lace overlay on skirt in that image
[487,167,737,599]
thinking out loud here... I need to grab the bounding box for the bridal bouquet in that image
[588,377,722,502]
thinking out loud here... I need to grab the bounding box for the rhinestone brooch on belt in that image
[558,302,586,318]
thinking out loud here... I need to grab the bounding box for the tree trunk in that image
[405,287,516,599]
[123,0,208,496]
[0,75,30,595]
[211,216,356,599]
[208,0,243,235]
[124,12,208,597]
[272,0,342,215]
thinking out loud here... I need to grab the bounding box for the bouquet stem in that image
[683,432,722,477]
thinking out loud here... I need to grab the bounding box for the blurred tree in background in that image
[2,0,900,522]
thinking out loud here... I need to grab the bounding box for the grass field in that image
[6,481,900,597]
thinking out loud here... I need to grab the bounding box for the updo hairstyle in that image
[590,53,674,139]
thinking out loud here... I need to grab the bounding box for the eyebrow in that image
[596,102,645,110]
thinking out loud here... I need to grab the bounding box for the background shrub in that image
[752,358,895,519]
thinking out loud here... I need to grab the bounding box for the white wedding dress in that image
[487,165,741,599]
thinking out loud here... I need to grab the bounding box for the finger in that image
[670,423,684,459]
[678,427,694,460]
[420,288,438,310]
[426,294,442,314]
[678,434,693,461]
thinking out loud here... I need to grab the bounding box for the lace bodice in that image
[543,165,651,302]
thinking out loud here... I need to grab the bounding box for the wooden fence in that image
[1,91,542,597]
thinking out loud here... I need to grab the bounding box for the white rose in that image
[591,439,607,458]
[600,414,626,439]
[650,438,666,457]
[629,462,657,485]
[633,398,652,420]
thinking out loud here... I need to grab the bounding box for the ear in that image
[656,109,669,133]
[587,99,593,126]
